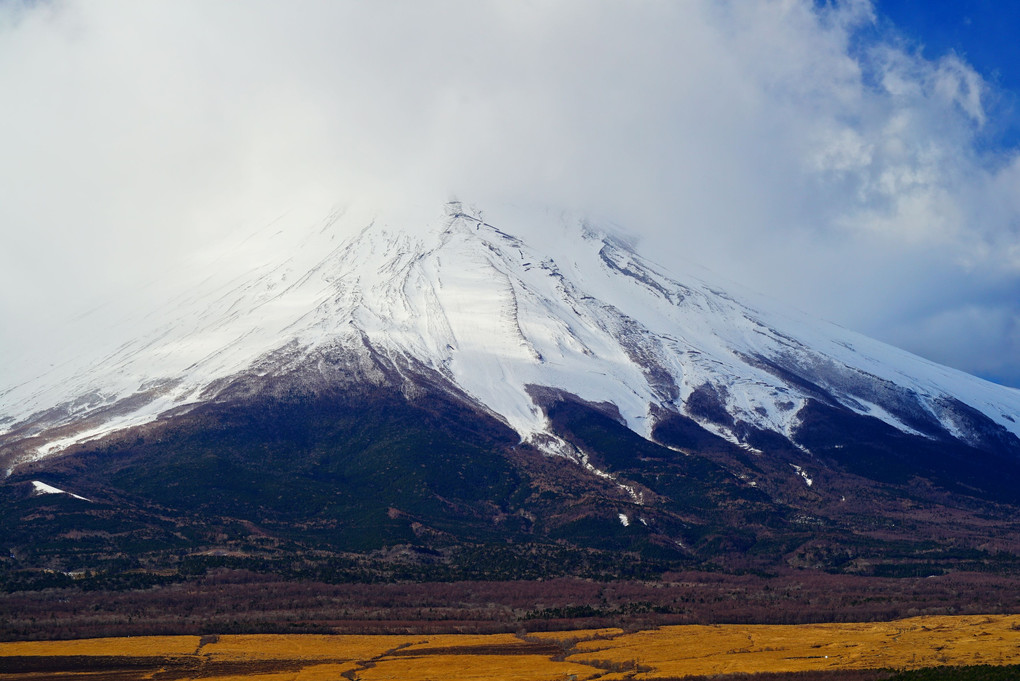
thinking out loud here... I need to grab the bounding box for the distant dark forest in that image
[3,567,1019,641]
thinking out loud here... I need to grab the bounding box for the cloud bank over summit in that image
[2,0,1019,387]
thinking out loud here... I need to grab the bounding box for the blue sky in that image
[1,0,1020,390]
[862,0,1020,385]
[876,0,1020,148]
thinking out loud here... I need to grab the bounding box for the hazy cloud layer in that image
[2,0,1020,388]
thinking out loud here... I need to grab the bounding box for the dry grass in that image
[0,635,200,657]
[400,632,526,651]
[525,627,624,641]
[567,614,1020,679]
[1,614,1017,680]
[201,634,413,661]
[358,654,599,681]
[192,662,360,681]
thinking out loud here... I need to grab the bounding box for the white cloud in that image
[2,0,1020,387]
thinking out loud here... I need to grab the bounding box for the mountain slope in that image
[3,202,1018,469]
[2,202,1020,580]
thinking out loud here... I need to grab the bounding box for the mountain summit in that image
[3,202,1020,577]
[3,202,1018,471]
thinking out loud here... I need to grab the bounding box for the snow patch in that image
[618,513,630,527]
[532,432,644,504]
[845,398,931,438]
[790,464,814,487]
[31,481,90,502]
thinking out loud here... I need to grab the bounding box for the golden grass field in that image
[1,614,1018,680]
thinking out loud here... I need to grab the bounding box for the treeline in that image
[888,665,1020,680]
[3,568,1019,641]
[1,541,688,596]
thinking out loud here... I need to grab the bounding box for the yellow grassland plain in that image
[177,662,360,681]
[0,613,1017,680]
[0,635,201,657]
[357,653,600,681]
[560,614,1020,680]
[199,634,414,661]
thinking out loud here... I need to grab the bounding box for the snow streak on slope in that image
[2,201,1019,471]
[31,480,90,502]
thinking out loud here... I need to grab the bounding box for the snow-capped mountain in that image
[6,200,1020,582]
[2,201,1019,474]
